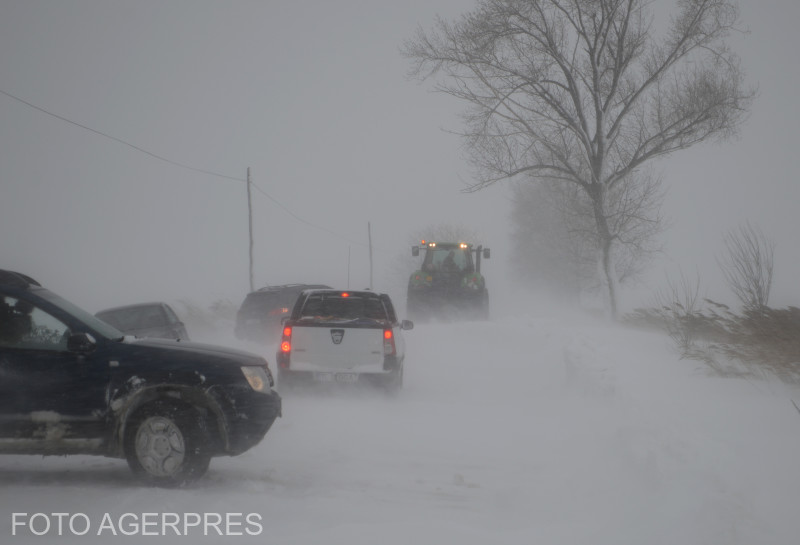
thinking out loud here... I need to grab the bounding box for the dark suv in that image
[0,270,281,486]
[235,284,331,343]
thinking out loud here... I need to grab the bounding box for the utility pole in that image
[347,245,351,289]
[247,167,254,292]
[368,222,373,290]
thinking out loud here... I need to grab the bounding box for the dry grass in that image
[623,302,800,384]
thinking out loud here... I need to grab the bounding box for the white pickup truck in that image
[275,289,413,392]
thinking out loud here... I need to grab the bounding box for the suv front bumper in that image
[214,386,282,455]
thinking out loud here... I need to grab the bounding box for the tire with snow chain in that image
[124,401,211,487]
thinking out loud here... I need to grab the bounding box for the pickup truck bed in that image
[275,290,412,392]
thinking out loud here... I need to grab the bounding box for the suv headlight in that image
[241,366,272,392]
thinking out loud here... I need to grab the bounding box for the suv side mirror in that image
[401,320,414,331]
[67,332,97,354]
[411,246,419,257]
[483,248,491,259]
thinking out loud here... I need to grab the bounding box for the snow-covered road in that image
[2,307,800,544]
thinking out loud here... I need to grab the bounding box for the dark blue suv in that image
[0,270,281,486]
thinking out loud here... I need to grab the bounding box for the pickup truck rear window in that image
[299,294,387,321]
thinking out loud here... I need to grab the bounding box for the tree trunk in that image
[590,184,618,319]
[601,238,618,319]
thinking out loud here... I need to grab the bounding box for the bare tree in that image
[404,0,753,317]
[511,178,597,298]
[408,224,481,247]
[717,221,774,310]
[512,165,665,303]
[652,269,705,358]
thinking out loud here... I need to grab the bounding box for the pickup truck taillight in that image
[279,326,292,368]
[383,328,396,356]
[281,327,292,353]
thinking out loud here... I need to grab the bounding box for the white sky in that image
[0,0,797,313]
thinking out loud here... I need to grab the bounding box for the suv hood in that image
[123,337,267,367]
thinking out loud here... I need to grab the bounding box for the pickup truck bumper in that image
[277,366,401,389]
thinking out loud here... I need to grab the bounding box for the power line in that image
[0,87,367,247]
[249,181,368,248]
[0,88,243,183]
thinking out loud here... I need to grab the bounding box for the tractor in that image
[407,240,490,320]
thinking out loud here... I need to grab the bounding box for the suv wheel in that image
[124,401,211,487]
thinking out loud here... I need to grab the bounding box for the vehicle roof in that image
[425,242,473,248]
[301,289,386,298]
[95,302,168,315]
[0,269,41,288]
[250,283,332,294]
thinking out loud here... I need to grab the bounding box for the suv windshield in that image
[241,292,281,312]
[35,288,123,339]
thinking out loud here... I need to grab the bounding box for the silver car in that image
[95,302,190,341]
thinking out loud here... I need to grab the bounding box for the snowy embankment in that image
[2,301,800,545]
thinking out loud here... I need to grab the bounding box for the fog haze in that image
[2,3,800,543]
[0,1,797,310]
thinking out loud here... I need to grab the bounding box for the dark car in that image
[235,284,331,343]
[96,302,190,341]
[0,270,281,486]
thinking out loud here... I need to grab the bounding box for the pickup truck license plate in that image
[314,372,359,383]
